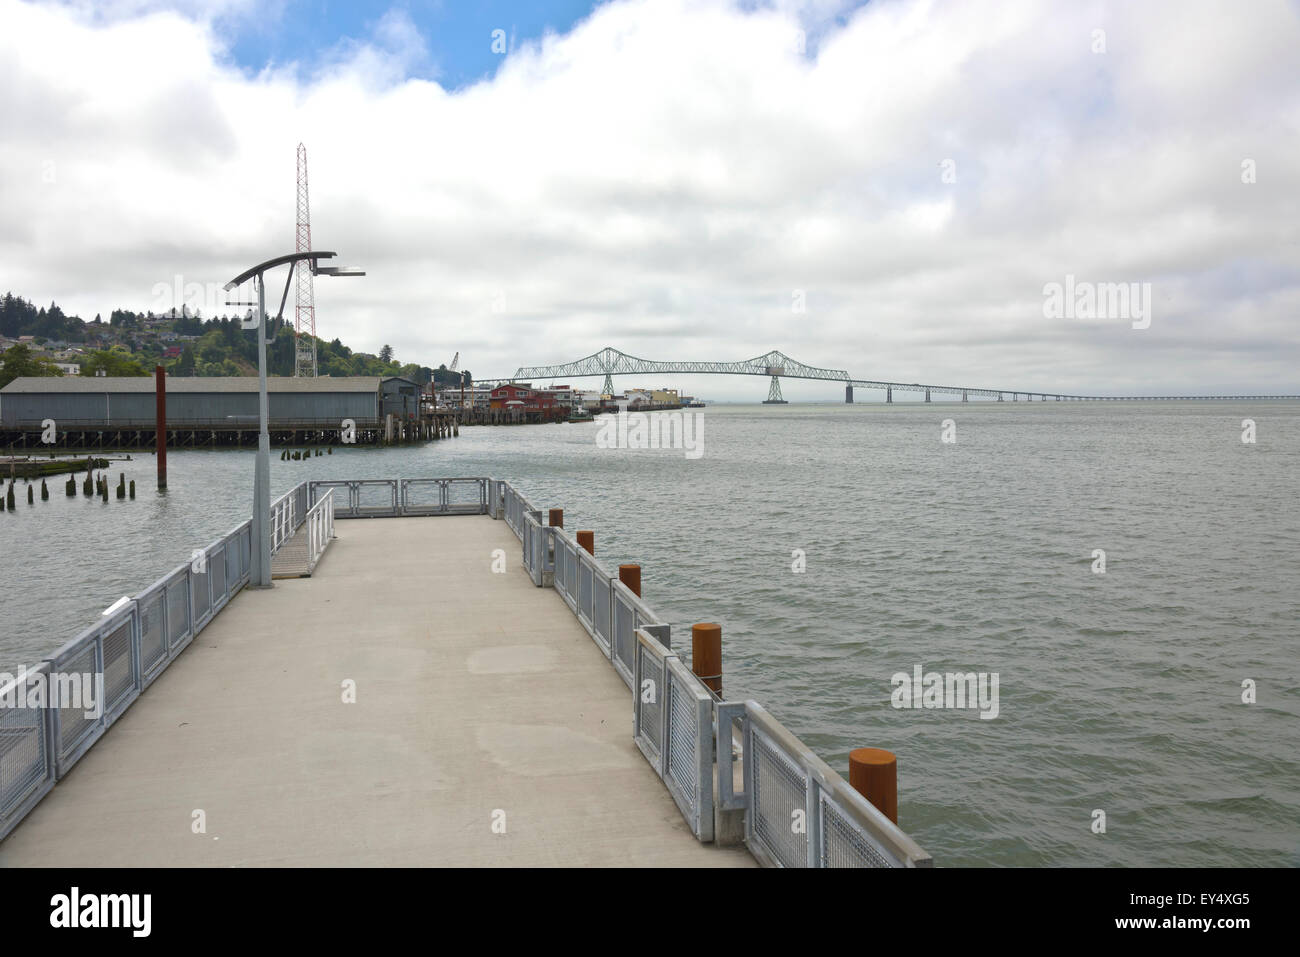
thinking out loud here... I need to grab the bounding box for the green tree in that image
[174,345,196,375]
[0,344,64,388]
[379,344,394,363]
[79,347,148,377]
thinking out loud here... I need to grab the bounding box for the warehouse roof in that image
[0,376,383,394]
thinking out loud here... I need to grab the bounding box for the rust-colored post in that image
[618,563,641,597]
[155,365,167,490]
[576,530,594,555]
[691,623,722,695]
[548,508,563,528]
[849,748,898,824]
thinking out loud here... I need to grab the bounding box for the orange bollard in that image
[691,623,722,695]
[548,508,563,527]
[577,530,594,554]
[618,563,641,597]
[849,748,898,824]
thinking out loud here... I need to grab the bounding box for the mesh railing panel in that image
[751,726,810,868]
[139,592,167,676]
[819,790,898,867]
[614,594,635,678]
[101,620,134,713]
[665,669,699,812]
[637,644,664,761]
[166,575,191,647]
[191,564,210,623]
[0,671,50,826]
[225,535,240,586]
[579,561,594,622]
[51,643,98,760]
[593,580,611,646]
[210,545,227,605]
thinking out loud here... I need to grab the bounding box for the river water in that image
[1,401,1296,867]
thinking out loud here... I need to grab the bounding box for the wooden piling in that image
[155,365,167,490]
[848,748,898,824]
[690,623,722,695]
[618,564,641,598]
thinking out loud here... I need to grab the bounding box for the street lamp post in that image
[224,251,364,587]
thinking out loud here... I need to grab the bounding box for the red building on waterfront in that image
[489,383,564,419]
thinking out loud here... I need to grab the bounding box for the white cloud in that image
[1,0,1297,396]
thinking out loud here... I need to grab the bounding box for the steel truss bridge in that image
[496,347,1297,403]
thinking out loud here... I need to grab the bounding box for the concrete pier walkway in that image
[0,516,753,867]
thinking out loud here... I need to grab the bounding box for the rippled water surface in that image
[2,402,1297,866]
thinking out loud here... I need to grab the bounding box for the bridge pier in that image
[886,386,892,404]
[924,388,931,403]
[962,390,968,403]
[997,392,1003,402]
[845,385,853,404]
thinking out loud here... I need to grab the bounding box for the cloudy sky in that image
[2,0,1297,399]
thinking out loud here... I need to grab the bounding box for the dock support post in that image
[849,747,898,824]
[576,530,594,555]
[548,508,563,528]
[691,623,722,696]
[618,563,641,598]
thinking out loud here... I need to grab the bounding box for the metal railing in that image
[1,519,252,840]
[308,478,489,519]
[303,488,335,574]
[492,478,933,863]
[633,628,714,841]
[717,699,932,867]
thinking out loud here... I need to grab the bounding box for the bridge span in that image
[499,347,1298,403]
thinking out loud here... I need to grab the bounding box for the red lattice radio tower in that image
[294,142,317,377]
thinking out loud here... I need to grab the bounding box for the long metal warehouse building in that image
[0,375,428,448]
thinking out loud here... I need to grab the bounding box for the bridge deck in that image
[0,516,752,867]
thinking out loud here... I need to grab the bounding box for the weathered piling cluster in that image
[2,458,136,513]
[280,448,333,461]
